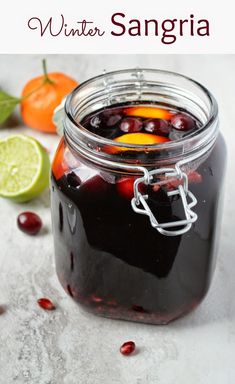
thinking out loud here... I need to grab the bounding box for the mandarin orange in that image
[21,65,78,133]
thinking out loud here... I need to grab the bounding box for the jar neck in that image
[63,69,219,172]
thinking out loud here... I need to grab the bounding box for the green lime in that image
[0,134,50,202]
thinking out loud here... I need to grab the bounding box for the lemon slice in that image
[0,134,50,202]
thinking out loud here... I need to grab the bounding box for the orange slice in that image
[124,106,173,120]
[106,132,170,154]
[52,139,69,180]
[115,132,169,145]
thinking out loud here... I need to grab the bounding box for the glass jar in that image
[51,69,226,325]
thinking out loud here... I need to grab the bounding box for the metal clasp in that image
[131,166,198,236]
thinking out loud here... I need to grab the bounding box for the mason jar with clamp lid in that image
[51,69,226,324]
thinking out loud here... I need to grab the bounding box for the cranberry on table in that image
[120,341,136,356]
[144,119,170,136]
[120,117,143,133]
[171,113,196,131]
[17,212,42,235]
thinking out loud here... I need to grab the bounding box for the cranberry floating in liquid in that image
[144,119,170,136]
[107,114,122,127]
[120,117,143,133]
[171,113,196,131]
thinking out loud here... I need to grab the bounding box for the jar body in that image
[51,134,226,324]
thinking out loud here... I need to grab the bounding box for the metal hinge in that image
[131,166,198,236]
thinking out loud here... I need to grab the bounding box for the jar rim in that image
[64,68,219,164]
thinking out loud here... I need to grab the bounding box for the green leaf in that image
[0,90,20,125]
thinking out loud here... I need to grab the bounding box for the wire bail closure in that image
[131,166,198,236]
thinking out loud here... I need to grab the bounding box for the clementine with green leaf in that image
[21,60,78,133]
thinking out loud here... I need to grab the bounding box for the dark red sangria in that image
[51,69,226,324]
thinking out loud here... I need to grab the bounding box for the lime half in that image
[0,134,50,202]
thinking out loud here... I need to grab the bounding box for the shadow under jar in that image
[51,69,226,325]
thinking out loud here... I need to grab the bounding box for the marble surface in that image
[0,55,235,384]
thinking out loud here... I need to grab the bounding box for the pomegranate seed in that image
[17,212,42,235]
[37,298,55,310]
[120,341,136,356]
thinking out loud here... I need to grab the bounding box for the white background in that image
[0,0,234,53]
